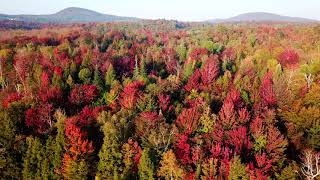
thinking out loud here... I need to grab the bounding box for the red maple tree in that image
[119,80,144,109]
[259,72,277,107]
[69,84,99,106]
[278,49,299,67]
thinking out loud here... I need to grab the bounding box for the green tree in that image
[63,158,89,180]
[183,60,194,81]
[78,68,92,84]
[52,110,66,178]
[201,40,219,53]
[140,58,147,80]
[228,156,249,180]
[0,147,21,179]
[176,43,187,63]
[133,56,140,80]
[275,162,299,180]
[105,64,116,91]
[248,34,257,47]
[52,73,64,88]
[22,137,45,179]
[69,61,78,77]
[41,137,55,180]
[0,110,22,179]
[0,101,29,179]
[197,107,217,134]
[307,120,320,149]
[97,112,123,179]
[0,110,15,149]
[93,65,104,91]
[81,53,91,68]
[138,148,155,180]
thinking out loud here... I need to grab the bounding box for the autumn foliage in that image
[278,48,299,67]
[0,21,318,180]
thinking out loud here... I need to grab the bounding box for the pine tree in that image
[63,155,89,180]
[138,148,154,180]
[52,68,64,88]
[66,74,74,88]
[78,68,92,84]
[140,58,147,79]
[77,159,89,179]
[307,120,320,149]
[93,65,104,91]
[97,112,123,179]
[69,61,78,77]
[275,162,299,180]
[0,100,29,178]
[0,146,21,179]
[22,137,45,179]
[198,107,217,134]
[176,43,187,63]
[0,110,15,149]
[41,137,55,180]
[105,64,116,91]
[0,110,22,179]
[228,156,249,180]
[52,110,66,178]
[183,60,194,81]
[133,55,140,80]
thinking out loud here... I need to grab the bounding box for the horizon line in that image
[0,7,319,22]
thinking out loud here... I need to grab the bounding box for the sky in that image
[0,0,319,21]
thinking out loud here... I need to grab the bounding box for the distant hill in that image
[0,7,139,24]
[208,12,318,23]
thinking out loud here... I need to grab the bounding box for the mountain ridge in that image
[0,8,318,24]
[208,12,318,23]
[0,7,139,23]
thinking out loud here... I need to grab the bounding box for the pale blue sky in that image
[0,0,319,21]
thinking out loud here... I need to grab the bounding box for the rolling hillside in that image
[208,12,318,23]
[0,7,139,23]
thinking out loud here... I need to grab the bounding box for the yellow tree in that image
[158,150,185,180]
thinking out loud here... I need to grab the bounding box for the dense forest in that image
[0,21,320,179]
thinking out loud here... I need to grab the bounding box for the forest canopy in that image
[0,21,320,179]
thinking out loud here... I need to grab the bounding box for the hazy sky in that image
[0,0,319,21]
